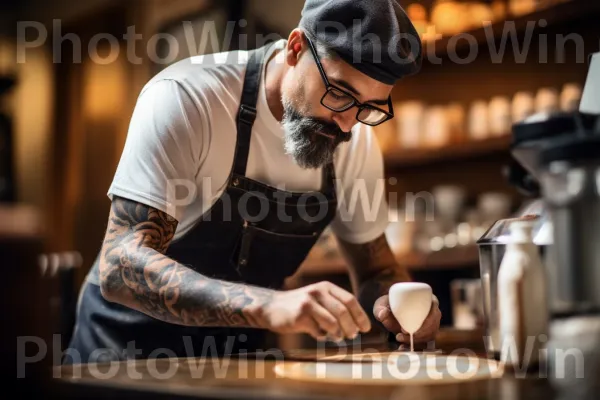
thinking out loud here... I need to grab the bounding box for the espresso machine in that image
[478,52,600,396]
[540,58,600,396]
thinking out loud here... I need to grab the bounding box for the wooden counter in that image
[52,336,558,400]
[54,360,552,400]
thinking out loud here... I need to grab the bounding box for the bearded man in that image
[65,0,441,363]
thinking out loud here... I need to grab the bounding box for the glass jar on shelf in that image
[429,185,467,252]
[446,102,466,144]
[512,91,535,123]
[535,87,560,114]
[396,101,425,149]
[560,83,582,112]
[468,100,490,140]
[423,106,451,148]
[488,96,512,136]
[465,208,487,244]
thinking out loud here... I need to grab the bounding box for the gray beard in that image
[281,101,348,169]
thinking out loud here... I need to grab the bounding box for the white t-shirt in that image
[108,40,389,244]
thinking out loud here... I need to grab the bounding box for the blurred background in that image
[1,0,598,354]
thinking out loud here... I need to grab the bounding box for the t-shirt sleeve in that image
[329,125,390,244]
[108,79,205,222]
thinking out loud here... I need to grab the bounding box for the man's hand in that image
[251,281,372,341]
[373,294,441,346]
[336,234,441,346]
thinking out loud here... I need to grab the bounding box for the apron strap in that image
[232,42,338,198]
[232,44,272,177]
[321,161,336,194]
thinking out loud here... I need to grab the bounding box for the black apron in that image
[65,44,338,364]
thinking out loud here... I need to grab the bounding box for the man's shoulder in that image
[140,48,250,100]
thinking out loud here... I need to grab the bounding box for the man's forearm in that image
[98,197,274,328]
[337,235,411,317]
[357,266,411,315]
[101,250,274,327]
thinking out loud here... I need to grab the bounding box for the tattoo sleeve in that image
[337,234,412,318]
[98,196,274,328]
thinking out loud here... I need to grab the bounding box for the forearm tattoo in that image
[338,234,412,309]
[98,196,274,327]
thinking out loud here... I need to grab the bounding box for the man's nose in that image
[332,110,357,133]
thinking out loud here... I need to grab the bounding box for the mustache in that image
[282,105,350,169]
[286,109,352,143]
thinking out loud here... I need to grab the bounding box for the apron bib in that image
[66,43,338,363]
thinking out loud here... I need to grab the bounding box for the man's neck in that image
[264,48,285,122]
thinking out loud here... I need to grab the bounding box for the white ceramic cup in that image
[446,102,466,138]
[432,184,466,221]
[468,100,489,140]
[560,83,582,112]
[512,91,535,123]
[423,106,451,148]
[397,101,425,149]
[388,282,433,335]
[535,87,560,114]
[488,96,512,136]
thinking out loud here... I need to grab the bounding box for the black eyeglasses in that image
[305,36,394,127]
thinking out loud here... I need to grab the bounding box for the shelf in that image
[400,245,480,271]
[297,245,480,279]
[384,136,511,170]
[422,0,600,61]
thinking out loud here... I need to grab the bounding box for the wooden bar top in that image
[54,336,557,400]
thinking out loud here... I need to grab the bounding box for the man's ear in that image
[286,29,305,66]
